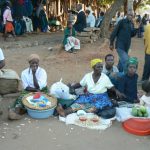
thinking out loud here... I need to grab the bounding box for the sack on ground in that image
[0,69,20,95]
[50,80,76,100]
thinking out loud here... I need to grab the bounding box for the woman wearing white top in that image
[57,59,124,117]
[8,54,48,120]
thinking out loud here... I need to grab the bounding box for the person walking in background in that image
[142,22,150,81]
[73,3,86,32]
[3,1,16,41]
[109,12,136,72]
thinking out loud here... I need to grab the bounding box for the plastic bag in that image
[50,79,76,100]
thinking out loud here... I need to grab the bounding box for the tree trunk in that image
[127,0,134,13]
[100,0,125,38]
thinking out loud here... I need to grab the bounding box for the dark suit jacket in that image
[74,11,86,32]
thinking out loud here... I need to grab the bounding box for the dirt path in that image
[0,33,149,150]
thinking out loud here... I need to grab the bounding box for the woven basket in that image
[22,92,57,110]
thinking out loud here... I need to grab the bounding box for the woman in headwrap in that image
[57,58,124,117]
[8,54,48,120]
[117,57,139,103]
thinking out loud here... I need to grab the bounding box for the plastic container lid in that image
[122,118,150,136]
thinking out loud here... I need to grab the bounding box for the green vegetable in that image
[132,107,138,116]
[137,110,143,117]
[143,112,149,117]
[140,106,147,114]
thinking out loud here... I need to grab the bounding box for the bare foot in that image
[56,104,66,117]
[87,107,96,113]
[8,109,23,120]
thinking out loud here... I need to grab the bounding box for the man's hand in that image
[109,45,114,51]
[116,90,126,99]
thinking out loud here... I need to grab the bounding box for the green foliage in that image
[139,0,150,7]
[97,0,115,5]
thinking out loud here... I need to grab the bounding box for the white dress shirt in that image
[21,67,47,90]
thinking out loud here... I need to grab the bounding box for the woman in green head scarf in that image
[117,57,139,103]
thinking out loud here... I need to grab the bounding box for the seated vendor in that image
[102,54,119,88]
[117,57,139,103]
[0,48,5,115]
[57,59,124,117]
[8,54,48,120]
[63,21,80,53]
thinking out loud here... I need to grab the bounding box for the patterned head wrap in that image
[28,54,40,62]
[127,57,138,68]
[90,59,103,68]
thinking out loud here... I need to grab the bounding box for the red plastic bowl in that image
[122,118,150,136]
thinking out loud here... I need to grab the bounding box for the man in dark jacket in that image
[73,3,86,32]
[109,12,136,72]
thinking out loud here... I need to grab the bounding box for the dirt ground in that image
[0,32,149,150]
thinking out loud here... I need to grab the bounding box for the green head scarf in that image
[127,57,138,68]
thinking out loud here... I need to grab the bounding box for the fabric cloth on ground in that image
[64,36,80,51]
[71,93,112,111]
[0,48,5,61]
[116,107,150,122]
[21,67,47,90]
[59,113,113,130]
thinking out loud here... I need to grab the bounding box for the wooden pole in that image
[58,0,61,15]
